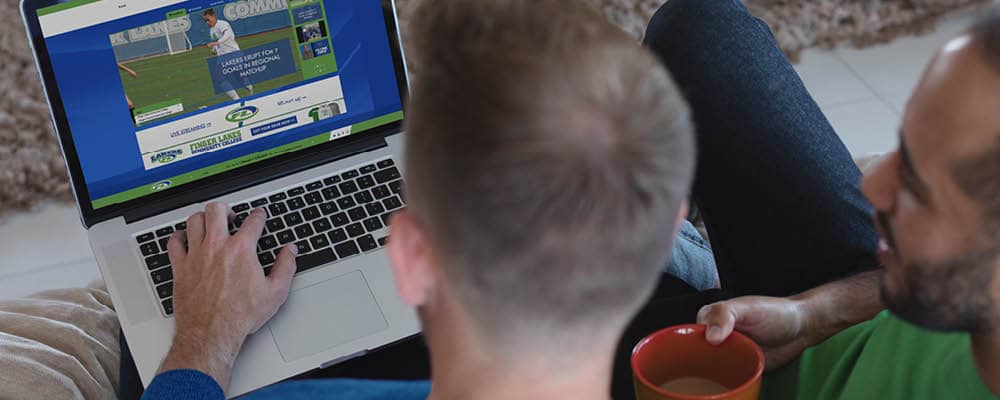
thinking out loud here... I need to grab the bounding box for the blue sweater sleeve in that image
[141,369,225,400]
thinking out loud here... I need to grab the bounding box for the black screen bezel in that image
[20,0,409,228]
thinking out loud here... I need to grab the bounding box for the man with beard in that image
[696,7,1000,399]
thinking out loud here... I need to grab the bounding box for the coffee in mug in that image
[659,377,729,396]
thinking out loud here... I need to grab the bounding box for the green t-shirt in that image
[762,311,996,399]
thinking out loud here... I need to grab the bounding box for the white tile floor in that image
[0,7,988,300]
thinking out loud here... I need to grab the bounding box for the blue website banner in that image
[311,40,331,57]
[292,4,323,25]
[251,116,298,136]
[208,39,297,94]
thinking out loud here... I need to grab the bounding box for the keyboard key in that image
[357,235,378,252]
[234,212,250,228]
[341,170,360,180]
[365,202,385,216]
[295,248,337,273]
[266,218,286,232]
[287,197,306,210]
[139,242,159,257]
[388,180,403,195]
[363,217,383,232]
[339,181,359,194]
[337,196,356,209]
[283,212,304,227]
[360,164,377,174]
[277,230,296,244]
[259,235,279,251]
[322,187,341,201]
[346,223,365,237]
[381,213,392,226]
[174,222,187,230]
[372,185,391,199]
[331,212,350,227]
[357,175,376,189]
[320,202,338,215]
[329,228,348,244]
[136,232,155,243]
[302,206,321,221]
[294,224,314,239]
[156,282,172,299]
[334,241,360,258]
[145,254,170,270]
[305,192,323,205]
[323,176,342,185]
[232,203,250,213]
[155,226,175,237]
[348,207,367,222]
[263,266,273,276]
[310,234,330,249]
[378,237,388,247]
[268,202,288,216]
[313,218,333,233]
[287,187,306,197]
[269,193,288,202]
[306,181,324,191]
[251,198,269,207]
[374,167,401,183]
[158,237,170,252]
[377,159,395,169]
[294,240,312,254]
[258,252,275,266]
[354,190,374,204]
[151,267,173,284]
[383,196,403,210]
[162,299,173,315]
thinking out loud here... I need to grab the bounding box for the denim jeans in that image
[120,0,880,398]
[667,221,718,291]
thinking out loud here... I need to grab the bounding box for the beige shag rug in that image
[0,0,990,216]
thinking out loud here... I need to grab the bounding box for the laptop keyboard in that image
[133,157,405,316]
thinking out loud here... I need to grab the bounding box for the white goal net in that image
[164,19,193,55]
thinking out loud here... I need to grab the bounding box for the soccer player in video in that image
[203,8,253,100]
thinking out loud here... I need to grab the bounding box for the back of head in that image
[404,0,696,352]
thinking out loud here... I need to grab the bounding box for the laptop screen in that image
[36,0,405,210]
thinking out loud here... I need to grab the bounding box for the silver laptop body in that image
[21,0,419,396]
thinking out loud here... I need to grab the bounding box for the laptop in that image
[20,0,420,396]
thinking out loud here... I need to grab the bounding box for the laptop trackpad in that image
[269,271,389,362]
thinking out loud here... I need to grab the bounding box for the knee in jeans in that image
[645,0,752,44]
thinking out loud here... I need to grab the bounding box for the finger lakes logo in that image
[150,149,184,165]
[226,105,259,123]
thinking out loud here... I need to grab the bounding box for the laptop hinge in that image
[121,136,390,225]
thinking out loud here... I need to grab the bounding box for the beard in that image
[877,212,999,334]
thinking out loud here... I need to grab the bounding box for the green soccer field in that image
[118,28,303,122]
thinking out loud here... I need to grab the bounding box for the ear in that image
[387,210,438,307]
[673,200,690,237]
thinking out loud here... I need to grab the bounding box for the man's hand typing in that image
[158,202,298,389]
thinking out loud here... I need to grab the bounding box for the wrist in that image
[173,324,246,359]
[791,294,834,348]
[160,323,246,389]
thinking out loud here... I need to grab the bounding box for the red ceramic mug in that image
[631,324,765,400]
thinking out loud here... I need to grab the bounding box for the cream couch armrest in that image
[0,280,120,400]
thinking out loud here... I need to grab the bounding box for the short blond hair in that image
[404,0,696,351]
